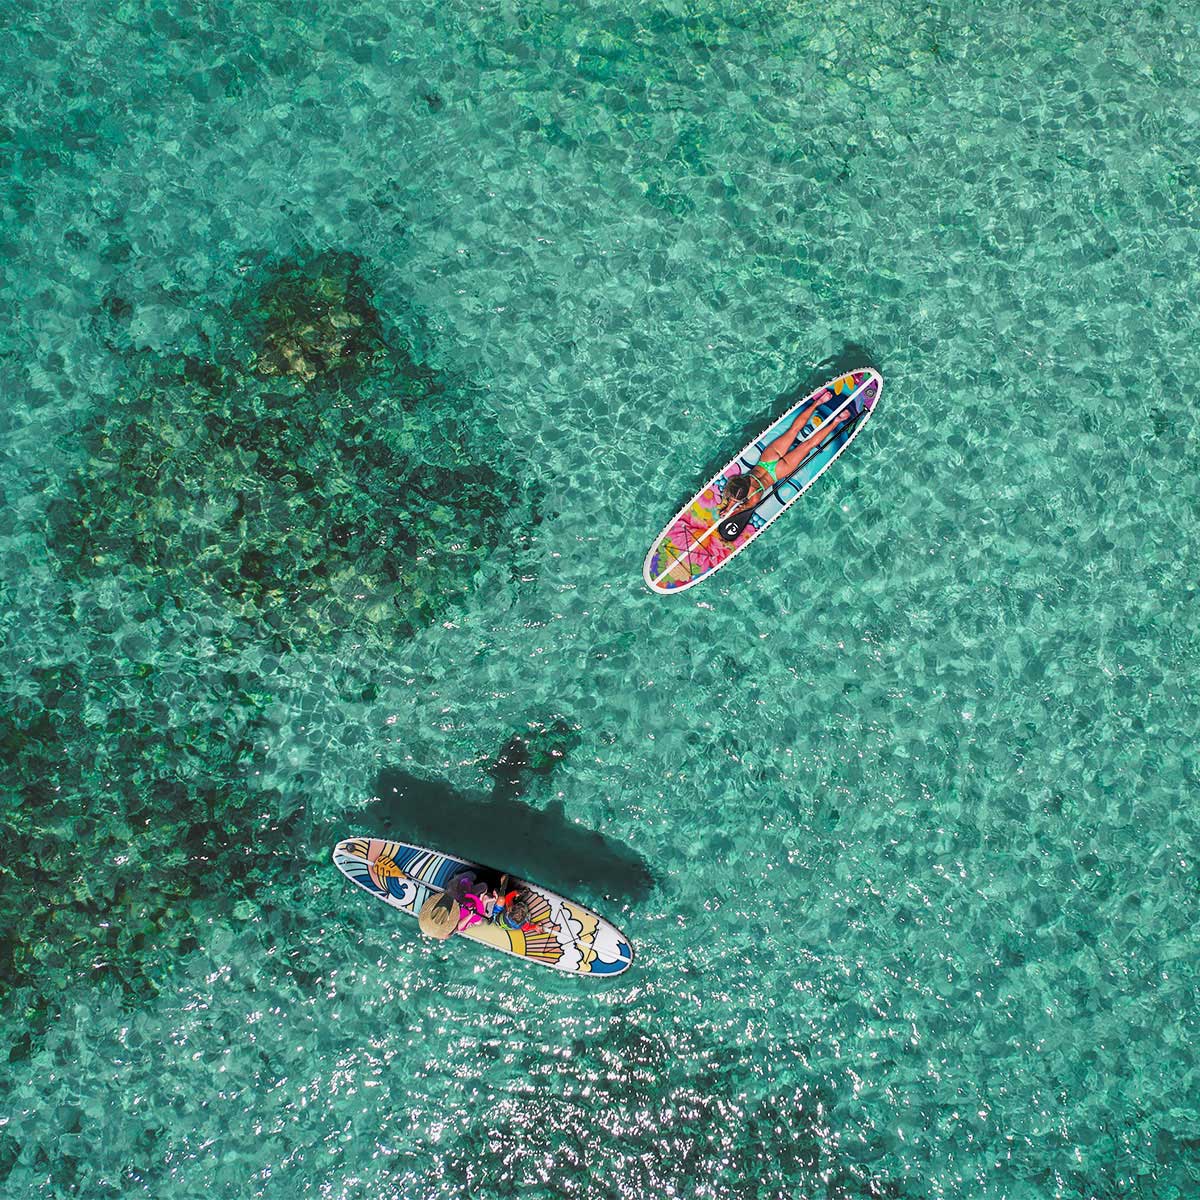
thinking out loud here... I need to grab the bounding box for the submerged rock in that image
[427,1016,914,1199]
[11,249,534,1037]
[245,251,384,382]
[0,661,291,1015]
[53,250,529,647]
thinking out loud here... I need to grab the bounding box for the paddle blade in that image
[718,510,755,542]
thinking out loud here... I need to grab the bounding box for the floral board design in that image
[643,369,882,593]
[333,837,634,976]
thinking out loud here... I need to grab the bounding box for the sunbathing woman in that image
[498,894,560,936]
[456,884,501,933]
[719,389,852,521]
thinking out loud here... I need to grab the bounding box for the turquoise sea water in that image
[2,0,1199,1196]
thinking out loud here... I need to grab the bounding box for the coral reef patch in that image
[0,658,294,1016]
[3,249,532,1044]
[423,1017,914,1200]
[50,250,529,648]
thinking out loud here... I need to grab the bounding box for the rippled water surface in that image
[2,1,1198,1197]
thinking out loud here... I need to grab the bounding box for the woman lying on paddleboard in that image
[456,879,559,935]
[718,388,852,520]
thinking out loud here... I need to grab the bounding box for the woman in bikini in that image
[718,388,852,521]
[456,879,560,936]
[455,884,500,933]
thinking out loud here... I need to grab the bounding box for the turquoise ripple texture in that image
[1,0,1198,1197]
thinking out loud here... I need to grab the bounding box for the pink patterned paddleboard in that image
[642,368,882,594]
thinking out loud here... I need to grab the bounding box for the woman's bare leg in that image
[775,408,852,477]
[760,389,832,460]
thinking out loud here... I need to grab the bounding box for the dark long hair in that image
[724,473,755,504]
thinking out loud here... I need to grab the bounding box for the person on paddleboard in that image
[451,869,508,932]
[718,388,852,521]
[498,893,560,936]
[454,873,523,931]
[456,883,504,931]
[456,884,560,936]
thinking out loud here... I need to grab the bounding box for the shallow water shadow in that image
[664,342,880,519]
[371,739,654,906]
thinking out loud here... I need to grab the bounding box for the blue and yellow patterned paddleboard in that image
[643,368,882,593]
[333,837,634,976]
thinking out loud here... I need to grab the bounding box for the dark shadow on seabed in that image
[370,731,655,906]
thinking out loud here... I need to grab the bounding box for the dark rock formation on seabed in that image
[422,1017,916,1200]
[49,249,530,649]
[0,659,296,1010]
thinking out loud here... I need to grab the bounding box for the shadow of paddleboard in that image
[371,730,654,906]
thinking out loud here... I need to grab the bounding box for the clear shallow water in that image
[2,0,1199,1197]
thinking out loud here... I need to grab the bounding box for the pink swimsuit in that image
[457,892,490,930]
